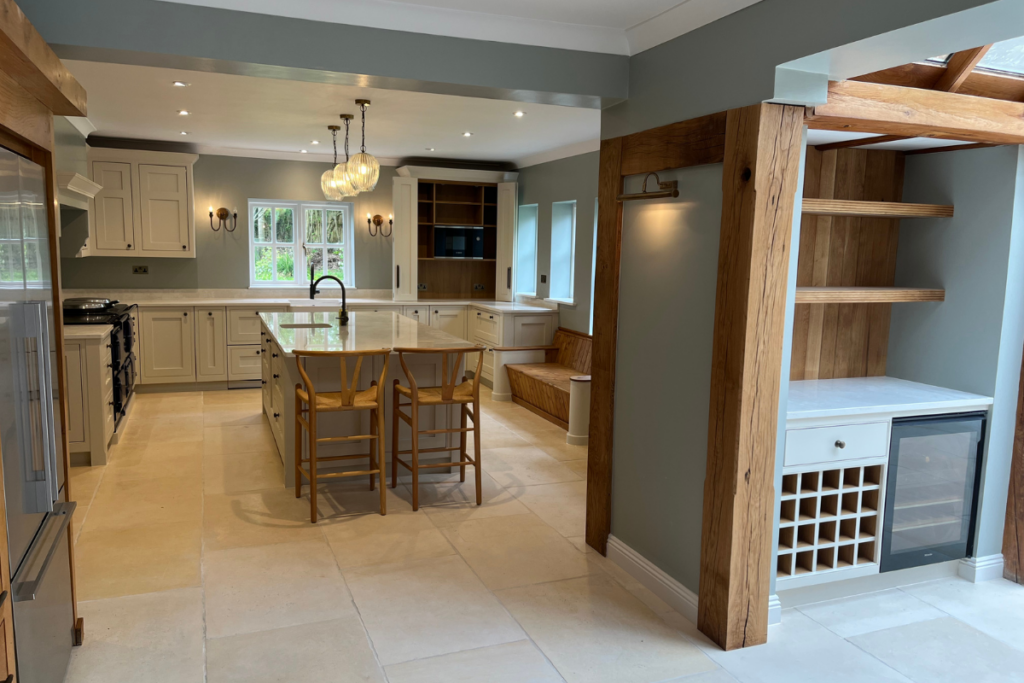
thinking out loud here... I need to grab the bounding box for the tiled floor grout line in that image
[200,399,210,683]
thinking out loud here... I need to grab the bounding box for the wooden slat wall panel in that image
[506,367,571,424]
[790,148,905,380]
[552,328,593,374]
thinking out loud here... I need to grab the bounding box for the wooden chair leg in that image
[391,381,400,490]
[309,407,319,524]
[411,398,420,511]
[473,398,482,506]
[294,391,302,499]
[378,404,387,516]
[368,408,377,491]
[459,404,468,483]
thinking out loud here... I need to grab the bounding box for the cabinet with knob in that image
[65,326,117,465]
[139,308,196,383]
[196,307,228,381]
[83,148,198,258]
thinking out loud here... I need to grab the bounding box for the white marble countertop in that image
[261,311,478,355]
[788,377,993,421]
[63,324,112,340]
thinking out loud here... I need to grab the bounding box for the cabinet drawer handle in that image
[507,266,511,289]
[255,350,260,355]
[396,265,400,289]
[489,315,494,319]
[835,440,846,449]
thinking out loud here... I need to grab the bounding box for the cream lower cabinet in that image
[402,306,428,325]
[196,307,228,381]
[430,306,467,340]
[468,306,559,383]
[139,308,196,384]
[227,306,286,383]
[65,330,116,465]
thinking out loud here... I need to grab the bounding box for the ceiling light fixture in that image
[426,148,435,151]
[180,131,188,136]
[300,149,307,154]
[334,114,359,197]
[463,132,472,137]
[172,81,190,87]
[311,140,319,145]
[178,110,190,116]
[514,111,525,118]
[322,116,358,201]
[347,99,380,193]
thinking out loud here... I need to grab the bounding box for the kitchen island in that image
[260,311,478,488]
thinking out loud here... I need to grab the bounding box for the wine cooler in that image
[881,412,986,572]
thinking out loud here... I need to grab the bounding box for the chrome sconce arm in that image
[209,207,238,232]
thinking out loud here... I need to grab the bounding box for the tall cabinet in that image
[392,167,518,302]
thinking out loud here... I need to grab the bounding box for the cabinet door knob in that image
[182,244,187,250]
[489,315,494,319]
[273,412,280,418]
[255,350,260,355]
[126,244,131,249]
[477,312,481,316]
[272,353,278,358]
[183,312,188,316]
[434,310,438,314]
[208,311,213,316]
[835,440,846,449]
[261,380,267,385]
[273,374,279,379]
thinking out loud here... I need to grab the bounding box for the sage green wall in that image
[60,155,396,290]
[517,151,599,334]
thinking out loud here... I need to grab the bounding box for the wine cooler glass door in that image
[881,412,985,572]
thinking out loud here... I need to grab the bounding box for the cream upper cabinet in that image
[138,164,190,253]
[139,308,196,384]
[196,307,227,381]
[430,306,467,340]
[92,161,135,251]
[392,177,418,301]
[84,149,197,258]
[495,181,517,302]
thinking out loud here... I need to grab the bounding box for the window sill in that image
[545,297,576,308]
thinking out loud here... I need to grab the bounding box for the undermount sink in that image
[288,299,342,308]
[280,322,333,329]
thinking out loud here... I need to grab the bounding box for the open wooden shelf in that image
[802,198,954,219]
[795,287,945,304]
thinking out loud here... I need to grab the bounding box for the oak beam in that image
[1004,338,1024,584]
[814,134,906,151]
[933,45,992,93]
[806,80,1024,145]
[619,111,726,177]
[801,198,953,219]
[586,137,624,555]
[906,142,997,155]
[698,102,803,650]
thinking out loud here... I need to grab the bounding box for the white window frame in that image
[248,199,355,288]
[547,200,576,305]
[515,203,539,297]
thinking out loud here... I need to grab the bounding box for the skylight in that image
[978,36,1024,75]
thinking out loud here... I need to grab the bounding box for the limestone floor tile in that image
[313,479,413,519]
[204,449,285,494]
[203,488,326,552]
[203,389,263,406]
[75,521,201,600]
[491,407,559,435]
[468,425,529,451]
[119,417,205,445]
[497,574,716,683]
[204,424,277,455]
[510,480,587,537]
[107,440,204,466]
[592,555,674,616]
[530,436,589,463]
[483,446,582,490]
[662,670,739,683]
[129,394,204,419]
[322,509,455,569]
[64,588,205,683]
[398,472,532,525]
[87,474,202,530]
[204,539,356,639]
[73,504,89,542]
[703,610,912,683]
[103,448,202,483]
[343,555,525,666]
[849,617,1024,683]
[384,640,564,683]
[902,578,1024,652]
[203,406,267,427]
[796,588,945,638]
[207,615,386,683]
[70,465,105,505]
[438,513,595,590]
[563,458,587,477]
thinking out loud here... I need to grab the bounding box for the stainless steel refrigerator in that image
[0,145,76,682]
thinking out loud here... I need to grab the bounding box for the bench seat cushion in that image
[505,363,578,423]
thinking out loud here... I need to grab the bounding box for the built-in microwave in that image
[434,226,484,259]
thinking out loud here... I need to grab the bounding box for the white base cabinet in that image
[65,330,116,465]
[196,307,228,381]
[139,308,196,384]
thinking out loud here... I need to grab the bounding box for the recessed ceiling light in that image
[463,132,472,137]
[514,111,525,118]
[426,147,435,151]
[178,110,190,116]
[300,149,307,154]
[180,131,188,136]
[172,81,190,87]
[310,140,319,145]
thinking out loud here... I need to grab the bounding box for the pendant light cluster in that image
[320,99,380,202]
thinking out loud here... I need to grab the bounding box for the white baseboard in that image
[958,554,1004,583]
[606,535,699,626]
[566,434,588,446]
[768,594,782,625]
[491,391,512,402]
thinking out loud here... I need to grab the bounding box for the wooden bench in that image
[493,327,592,432]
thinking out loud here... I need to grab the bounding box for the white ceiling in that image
[65,60,602,167]
[156,0,764,55]
[805,130,970,152]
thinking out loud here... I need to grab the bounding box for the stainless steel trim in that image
[11,502,76,602]
[63,298,116,310]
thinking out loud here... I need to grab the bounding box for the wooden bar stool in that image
[294,349,390,523]
[391,346,484,511]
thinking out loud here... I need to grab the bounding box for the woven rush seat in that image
[296,387,380,411]
[395,381,475,405]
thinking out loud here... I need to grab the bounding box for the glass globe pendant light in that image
[333,114,359,197]
[320,125,344,201]
[347,99,380,193]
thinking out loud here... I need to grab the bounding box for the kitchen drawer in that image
[228,344,263,381]
[784,421,889,468]
[471,309,501,346]
[227,306,287,345]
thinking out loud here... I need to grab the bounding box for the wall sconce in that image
[210,206,237,231]
[367,213,393,237]
[617,172,679,202]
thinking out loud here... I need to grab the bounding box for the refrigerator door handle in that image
[11,501,75,602]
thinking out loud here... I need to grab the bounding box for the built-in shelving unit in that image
[802,198,954,219]
[795,287,946,304]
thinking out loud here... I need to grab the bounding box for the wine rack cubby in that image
[777,463,886,587]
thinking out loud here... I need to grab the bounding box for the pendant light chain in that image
[360,103,367,153]
[331,127,339,166]
[345,117,351,161]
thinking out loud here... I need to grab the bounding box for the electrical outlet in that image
[540,274,547,284]
[418,283,428,291]
[132,265,149,274]
[473,283,485,291]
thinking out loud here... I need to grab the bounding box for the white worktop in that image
[63,324,112,340]
[787,377,993,422]
[260,311,477,355]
